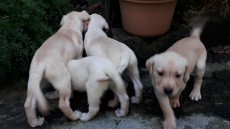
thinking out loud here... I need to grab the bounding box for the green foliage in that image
[0,0,75,84]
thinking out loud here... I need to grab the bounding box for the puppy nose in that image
[164,88,173,95]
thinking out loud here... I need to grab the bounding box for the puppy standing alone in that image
[84,14,143,106]
[24,11,90,127]
[146,19,207,129]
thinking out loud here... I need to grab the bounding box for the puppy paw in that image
[73,110,81,120]
[37,117,45,126]
[80,113,91,121]
[29,117,44,127]
[189,89,201,101]
[108,99,119,108]
[115,108,126,117]
[36,117,44,127]
[131,96,141,104]
[170,98,180,108]
[163,119,176,129]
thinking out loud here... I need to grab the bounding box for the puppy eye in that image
[175,73,181,78]
[157,71,164,76]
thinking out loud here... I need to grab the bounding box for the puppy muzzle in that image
[163,87,173,96]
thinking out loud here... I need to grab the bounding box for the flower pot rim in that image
[120,0,177,4]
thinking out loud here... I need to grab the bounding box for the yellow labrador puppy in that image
[67,56,129,121]
[146,22,207,129]
[24,11,90,127]
[84,14,143,106]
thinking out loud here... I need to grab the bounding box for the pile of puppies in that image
[24,11,207,129]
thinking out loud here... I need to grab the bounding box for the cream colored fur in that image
[84,14,143,106]
[67,56,129,121]
[146,26,207,129]
[24,11,90,127]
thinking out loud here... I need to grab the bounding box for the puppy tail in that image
[28,64,49,115]
[191,28,202,39]
[190,16,209,39]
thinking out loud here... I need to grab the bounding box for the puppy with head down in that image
[24,11,90,127]
[67,56,129,121]
[146,19,207,129]
[84,14,143,106]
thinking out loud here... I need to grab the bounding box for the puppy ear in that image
[183,64,190,83]
[146,56,155,76]
[60,15,66,26]
[104,21,109,30]
[79,10,90,21]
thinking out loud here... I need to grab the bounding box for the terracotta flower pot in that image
[119,0,177,37]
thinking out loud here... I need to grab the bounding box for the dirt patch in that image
[207,45,230,63]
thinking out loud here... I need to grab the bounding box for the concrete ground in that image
[0,26,229,129]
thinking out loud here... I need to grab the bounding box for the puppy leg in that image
[40,79,59,99]
[45,90,73,100]
[45,90,59,99]
[80,80,107,121]
[114,93,129,117]
[110,84,129,117]
[58,86,81,120]
[108,96,119,108]
[155,92,176,129]
[126,65,143,104]
[169,92,182,108]
[170,97,180,108]
[48,66,81,120]
[108,79,129,108]
[24,90,44,127]
[190,52,207,101]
